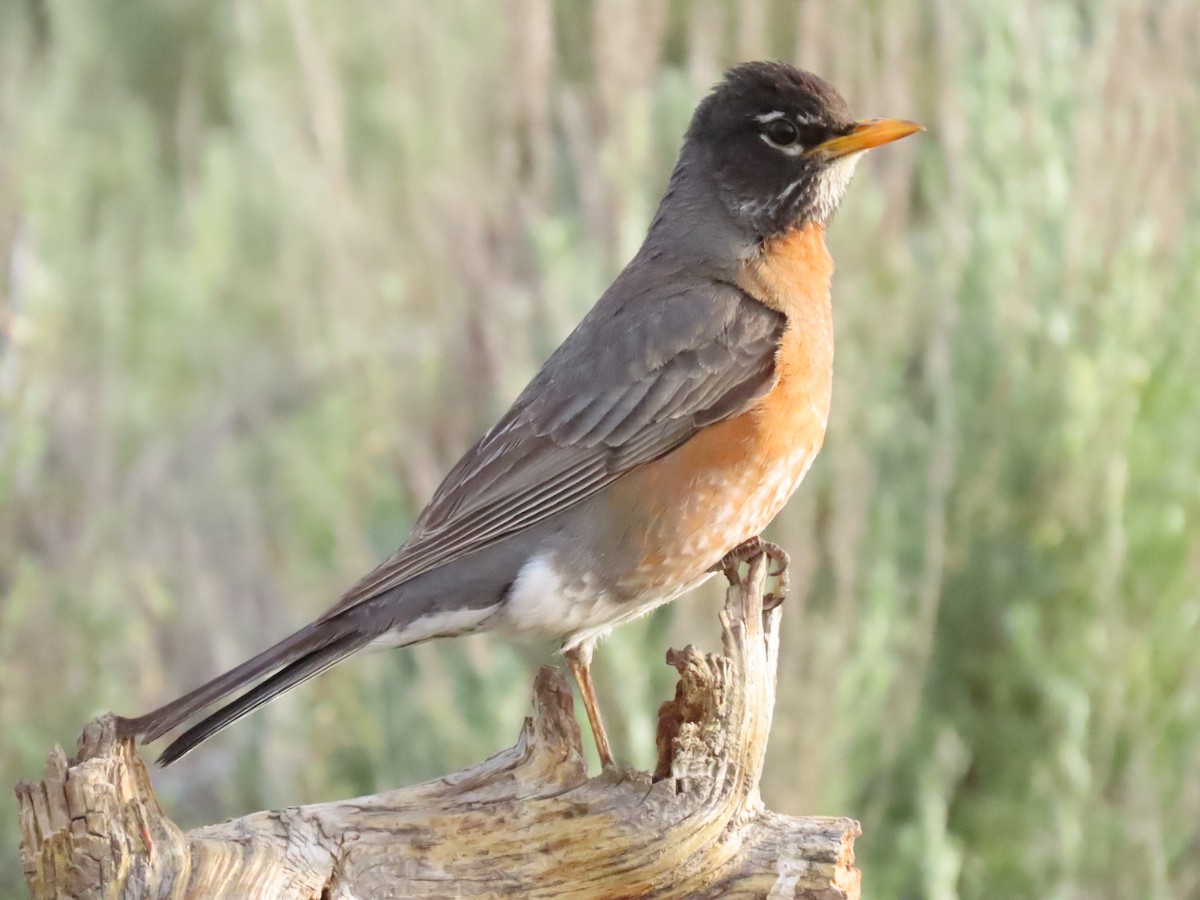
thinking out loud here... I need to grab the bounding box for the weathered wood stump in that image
[15,554,860,898]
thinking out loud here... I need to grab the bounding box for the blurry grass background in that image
[2,0,1200,897]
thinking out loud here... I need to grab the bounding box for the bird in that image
[122,61,921,769]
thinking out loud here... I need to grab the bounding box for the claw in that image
[711,535,791,606]
[766,562,790,609]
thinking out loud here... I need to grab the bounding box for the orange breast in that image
[606,224,835,597]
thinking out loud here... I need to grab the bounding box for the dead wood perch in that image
[15,553,861,898]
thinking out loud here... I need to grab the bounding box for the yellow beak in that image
[809,118,923,158]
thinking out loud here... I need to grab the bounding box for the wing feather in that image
[322,283,784,619]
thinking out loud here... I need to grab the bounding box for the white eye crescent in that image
[755,110,821,155]
[763,118,799,147]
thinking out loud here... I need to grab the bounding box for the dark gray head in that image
[679,62,921,239]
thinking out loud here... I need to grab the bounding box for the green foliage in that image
[2,1,1198,897]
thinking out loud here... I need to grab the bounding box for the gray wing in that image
[323,282,784,617]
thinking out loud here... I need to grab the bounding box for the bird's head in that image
[683,61,921,238]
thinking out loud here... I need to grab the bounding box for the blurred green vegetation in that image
[2,1,1199,897]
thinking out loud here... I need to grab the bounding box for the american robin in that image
[125,61,920,768]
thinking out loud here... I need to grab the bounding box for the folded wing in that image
[324,283,785,618]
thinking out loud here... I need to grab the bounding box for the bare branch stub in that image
[15,550,861,899]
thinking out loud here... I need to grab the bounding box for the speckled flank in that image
[505,223,835,652]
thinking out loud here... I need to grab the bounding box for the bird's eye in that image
[763,118,800,147]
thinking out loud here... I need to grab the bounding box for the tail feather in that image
[123,621,344,745]
[155,631,370,766]
[121,574,500,762]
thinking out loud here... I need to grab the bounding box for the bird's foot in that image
[711,536,790,608]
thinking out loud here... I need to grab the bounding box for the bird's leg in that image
[711,535,791,609]
[563,640,615,769]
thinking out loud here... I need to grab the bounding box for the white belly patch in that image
[499,553,712,650]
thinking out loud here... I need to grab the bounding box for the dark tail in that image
[122,620,372,766]
[121,551,514,764]
[155,631,368,765]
